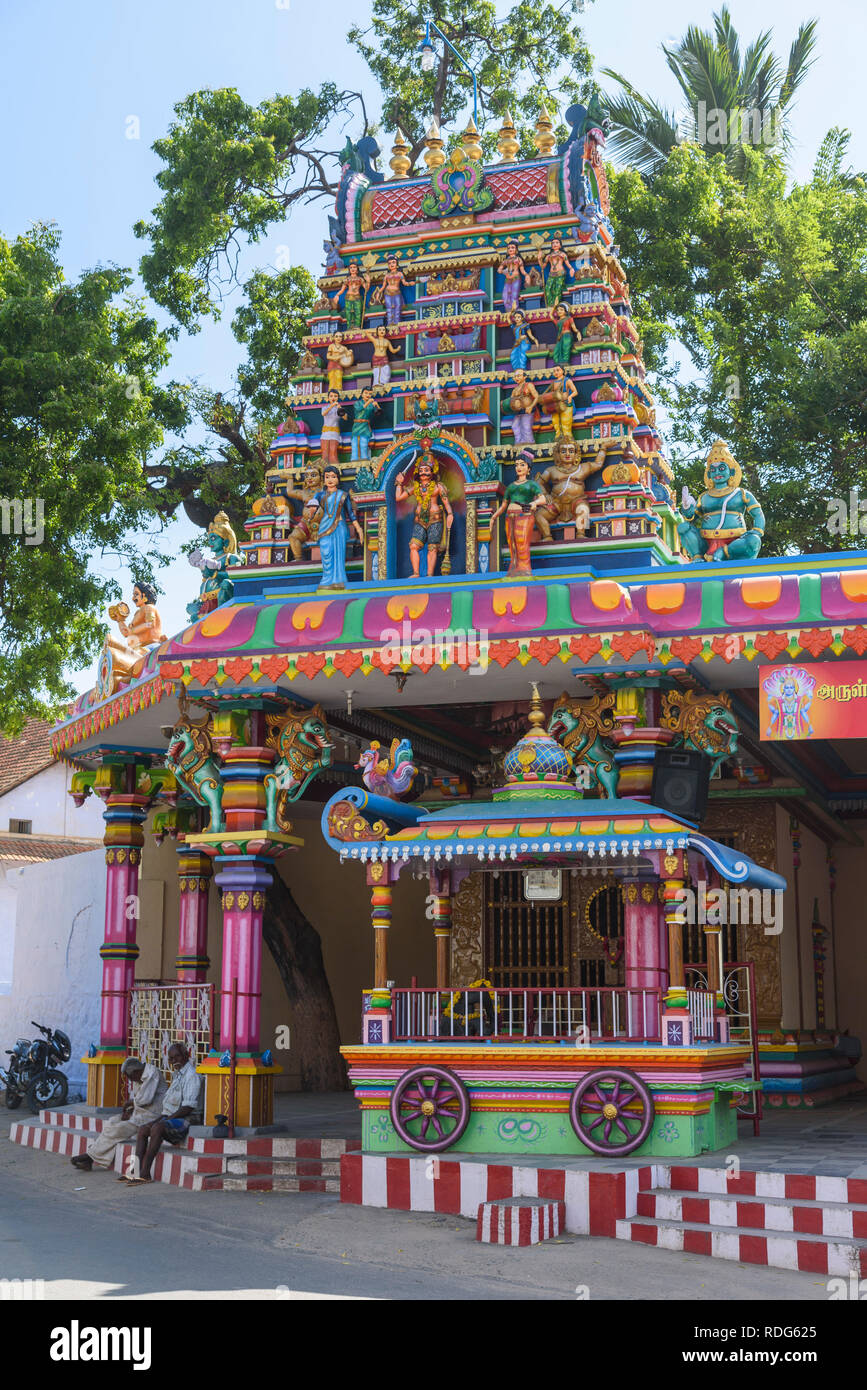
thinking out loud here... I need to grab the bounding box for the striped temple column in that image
[660,850,691,1046]
[369,868,392,990]
[175,845,212,983]
[86,765,152,1106]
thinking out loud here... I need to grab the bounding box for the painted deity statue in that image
[509,369,539,447]
[97,581,165,697]
[251,476,292,520]
[187,513,241,620]
[538,236,575,307]
[543,365,578,439]
[509,310,539,371]
[535,438,609,538]
[304,465,363,590]
[678,440,765,562]
[333,262,370,330]
[499,240,527,312]
[365,325,401,386]
[320,389,342,464]
[374,255,410,327]
[346,387,379,462]
[490,451,552,576]
[326,334,354,392]
[551,302,581,365]
[284,463,324,563]
[395,449,454,577]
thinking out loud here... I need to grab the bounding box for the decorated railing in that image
[392,985,662,1042]
[127,982,214,1077]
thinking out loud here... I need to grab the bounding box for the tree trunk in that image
[263,872,348,1091]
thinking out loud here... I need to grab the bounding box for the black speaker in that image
[651,748,710,823]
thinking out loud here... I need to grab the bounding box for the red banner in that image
[759,661,867,740]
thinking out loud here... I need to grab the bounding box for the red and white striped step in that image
[477,1197,565,1246]
[9,1114,360,1193]
[617,1165,867,1276]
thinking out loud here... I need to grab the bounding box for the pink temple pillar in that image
[85,766,151,1106]
[175,844,212,984]
[215,861,272,1053]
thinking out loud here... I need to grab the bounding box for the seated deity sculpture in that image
[678,439,765,562]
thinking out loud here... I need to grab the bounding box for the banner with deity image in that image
[759,661,867,740]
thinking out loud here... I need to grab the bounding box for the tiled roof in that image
[0,834,102,864]
[0,719,55,796]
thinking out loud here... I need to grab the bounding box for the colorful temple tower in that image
[52,99,866,1155]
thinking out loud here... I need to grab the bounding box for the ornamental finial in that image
[497,110,519,162]
[534,103,555,156]
[423,118,446,170]
[389,128,411,180]
[461,115,483,162]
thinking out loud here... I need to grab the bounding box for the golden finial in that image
[423,118,446,170]
[497,110,519,163]
[461,115,483,162]
[389,128,411,180]
[527,681,546,731]
[534,103,555,156]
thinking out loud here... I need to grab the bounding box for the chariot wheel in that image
[569,1067,654,1156]
[390,1065,470,1153]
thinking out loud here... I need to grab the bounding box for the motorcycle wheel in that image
[4,1087,22,1109]
[26,1069,68,1113]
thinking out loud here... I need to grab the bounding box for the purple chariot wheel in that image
[569,1067,654,1156]
[390,1065,470,1153]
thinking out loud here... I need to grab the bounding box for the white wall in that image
[0,762,106,838]
[0,850,105,1096]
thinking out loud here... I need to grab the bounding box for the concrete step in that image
[637,1186,867,1238]
[665,1163,867,1205]
[196,1174,341,1193]
[224,1157,342,1178]
[617,1213,867,1277]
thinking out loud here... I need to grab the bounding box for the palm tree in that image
[602,6,818,178]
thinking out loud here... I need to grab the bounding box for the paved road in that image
[0,1125,836,1302]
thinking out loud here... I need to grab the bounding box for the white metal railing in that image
[686,987,716,1040]
[392,986,662,1042]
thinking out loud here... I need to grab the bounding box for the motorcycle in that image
[1,1021,71,1113]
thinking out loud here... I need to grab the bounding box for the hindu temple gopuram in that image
[49,98,867,1165]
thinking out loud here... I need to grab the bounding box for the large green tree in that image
[0,223,186,732]
[609,138,867,554]
[603,5,818,179]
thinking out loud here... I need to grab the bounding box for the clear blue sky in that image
[2,0,864,690]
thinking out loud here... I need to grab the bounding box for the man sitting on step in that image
[124,1042,203,1184]
[71,1056,167,1173]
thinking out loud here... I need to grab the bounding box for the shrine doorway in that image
[483,871,569,989]
[389,449,467,579]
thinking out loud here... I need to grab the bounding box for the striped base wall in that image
[9,1112,360,1193]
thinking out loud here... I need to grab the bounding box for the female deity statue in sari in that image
[304,466,364,590]
[551,302,581,365]
[509,310,539,370]
[490,452,552,576]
